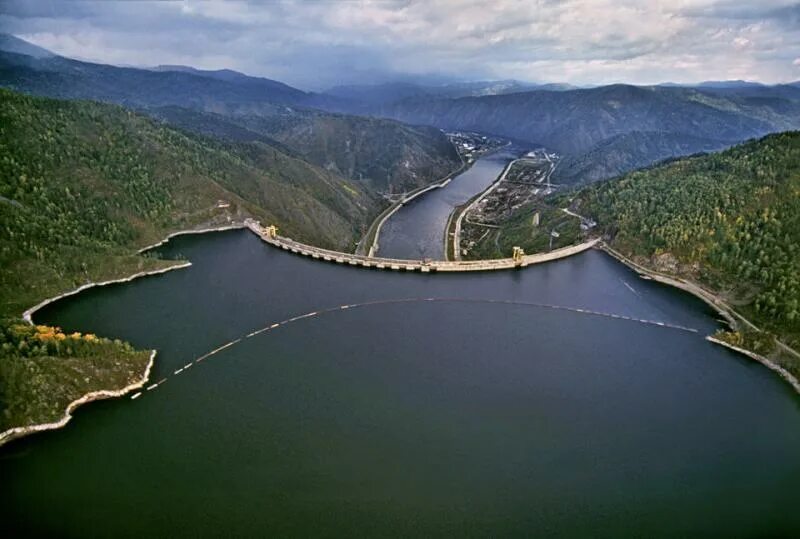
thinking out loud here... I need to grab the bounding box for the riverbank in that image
[601,242,800,395]
[358,154,469,257]
[449,156,519,261]
[0,350,156,448]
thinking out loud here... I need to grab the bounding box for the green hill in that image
[150,105,460,193]
[0,88,380,313]
[577,132,799,327]
[560,132,800,373]
[0,46,463,195]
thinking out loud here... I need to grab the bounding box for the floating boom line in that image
[134,297,698,398]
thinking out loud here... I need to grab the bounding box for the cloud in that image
[1,0,798,89]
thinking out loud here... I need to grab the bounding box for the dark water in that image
[4,230,800,537]
[377,148,517,260]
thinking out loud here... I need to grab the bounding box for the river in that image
[376,148,519,260]
[3,229,800,536]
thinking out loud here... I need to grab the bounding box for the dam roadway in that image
[245,220,600,271]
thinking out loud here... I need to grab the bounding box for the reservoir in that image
[3,229,800,537]
[377,148,518,260]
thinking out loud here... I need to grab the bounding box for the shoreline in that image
[360,155,470,257]
[449,156,519,261]
[6,223,245,448]
[136,223,246,254]
[24,222,249,324]
[706,337,800,395]
[0,350,157,448]
[23,261,192,324]
[600,243,738,328]
[600,242,800,395]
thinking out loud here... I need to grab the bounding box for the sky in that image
[1,0,799,90]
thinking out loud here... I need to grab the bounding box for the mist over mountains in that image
[2,33,800,186]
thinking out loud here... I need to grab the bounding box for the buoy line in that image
[135,297,699,398]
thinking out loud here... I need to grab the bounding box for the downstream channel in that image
[3,229,800,537]
[376,147,519,260]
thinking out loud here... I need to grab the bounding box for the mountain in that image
[0,45,462,194]
[375,84,800,154]
[322,80,569,111]
[0,50,311,109]
[554,130,729,184]
[149,105,460,193]
[0,33,54,59]
[350,83,800,184]
[0,88,381,315]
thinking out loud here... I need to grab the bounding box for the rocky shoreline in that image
[5,224,248,448]
[22,261,192,324]
[601,243,800,396]
[706,337,800,395]
[0,350,157,448]
[137,223,246,253]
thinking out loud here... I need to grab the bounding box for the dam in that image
[246,219,600,271]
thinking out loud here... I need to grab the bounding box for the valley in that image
[2,20,800,537]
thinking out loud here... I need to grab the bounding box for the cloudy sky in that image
[1,0,799,90]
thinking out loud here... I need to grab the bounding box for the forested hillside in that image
[0,45,463,193]
[569,132,800,363]
[0,89,378,315]
[365,84,800,184]
[150,106,460,193]
[554,131,728,185]
[0,89,380,433]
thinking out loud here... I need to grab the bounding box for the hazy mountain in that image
[554,131,730,185]
[658,80,766,89]
[0,50,311,109]
[3,34,797,190]
[150,64,303,91]
[322,79,572,112]
[345,83,800,184]
[0,33,54,59]
[150,105,461,193]
[0,42,462,194]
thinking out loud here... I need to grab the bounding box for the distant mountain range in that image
[2,32,800,188]
[0,34,54,59]
[0,36,461,194]
[348,82,800,184]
